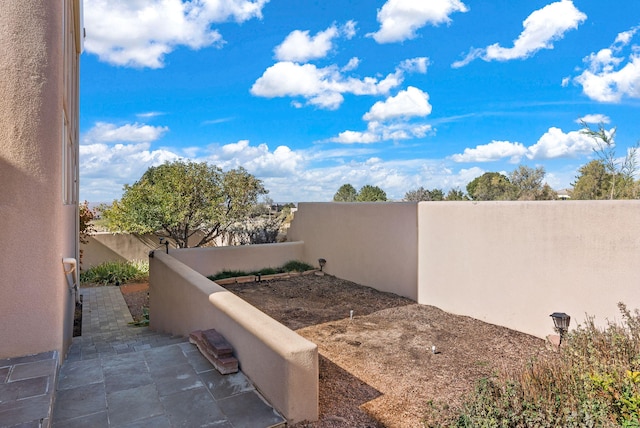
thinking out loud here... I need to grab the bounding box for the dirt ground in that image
[115,275,551,426]
[220,274,551,427]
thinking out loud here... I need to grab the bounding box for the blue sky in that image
[80,0,640,202]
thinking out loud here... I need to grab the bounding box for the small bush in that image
[207,260,314,281]
[281,260,314,272]
[444,303,640,428]
[80,260,149,285]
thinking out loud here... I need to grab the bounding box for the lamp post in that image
[550,312,570,347]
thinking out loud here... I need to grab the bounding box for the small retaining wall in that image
[149,250,318,423]
[170,241,305,278]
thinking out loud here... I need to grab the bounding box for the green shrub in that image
[444,303,640,428]
[281,260,314,272]
[80,260,149,285]
[207,260,315,281]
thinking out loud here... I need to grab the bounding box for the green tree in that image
[102,160,267,248]
[509,165,556,200]
[466,172,515,201]
[445,188,468,201]
[404,187,444,201]
[333,184,358,202]
[571,160,615,200]
[580,122,639,199]
[357,185,387,202]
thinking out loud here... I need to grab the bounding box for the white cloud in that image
[274,21,357,62]
[83,122,169,144]
[369,0,468,43]
[451,126,607,163]
[451,140,528,163]
[452,0,586,68]
[527,127,604,159]
[209,140,305,177]
[363,86,432,122]
[136,111,165,119]
[576,114,610,124]
[274,27,336,62]
[331,118,432,144]
[341,57,361,72]
[398,57,430,74]
[84,0,269,68]
[572,27,640,102]
[250,61,403,109]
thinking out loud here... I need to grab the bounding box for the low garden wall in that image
[169,241,305,277]
[149,250,318,423]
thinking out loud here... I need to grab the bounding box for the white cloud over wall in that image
[84,0,269,68]
[451,127,605,163]
[451,140,528,163]
[453,0,586,68]
[369,0,468,43]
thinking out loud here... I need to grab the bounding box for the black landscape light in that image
[318,258,326,272]
[550,312,570,346]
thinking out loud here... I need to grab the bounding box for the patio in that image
[48,286,285,427]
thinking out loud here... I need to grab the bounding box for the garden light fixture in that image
[550,312,570,346]
[318,258,326,272]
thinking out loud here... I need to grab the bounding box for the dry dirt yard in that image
[221,274,552,427]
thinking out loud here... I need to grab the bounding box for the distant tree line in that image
[333,123,640,202]
[333,184,387,202]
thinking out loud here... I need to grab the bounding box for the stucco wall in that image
[169,241,305,277]
[81,233,160,268]
[287,202,419,300]
[0,1,78,358]
[149,252,318,423]
[418,201,640,338]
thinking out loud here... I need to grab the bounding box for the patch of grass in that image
[440,302,640,428]
[80,260,149,285]
[207,260,314,281]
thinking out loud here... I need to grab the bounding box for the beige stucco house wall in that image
[0,0,82,359]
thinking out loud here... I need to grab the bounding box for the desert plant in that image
[80,260,149,285]
[444,303,640,428]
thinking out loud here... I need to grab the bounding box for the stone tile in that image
[7,418,45,428]
[9,359,56,382]
[0,351,57,368]
[199,370,255,400]
[218,391,285,428]
[0,376,49,402]
[160,387,229,427]
[0,366,9,383]
[52,410,108,428]
[143,345,187,370]
[57,359,103,390]
[100,352,145,370]
[103,363,152,394]
[115,414,172,428]
[0,393,52,427]
[106,384,163,426]
[149,363,203,397]
[51,382,106,423]
[183,347,216,374]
